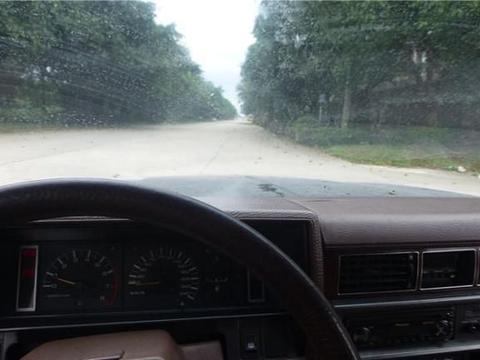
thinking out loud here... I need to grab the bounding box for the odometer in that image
[126,246,201,309]
[39,248,118,311]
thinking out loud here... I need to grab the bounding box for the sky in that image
[153,0,259,112]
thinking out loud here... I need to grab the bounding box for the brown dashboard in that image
[310,197,480,360]
[2,196,480,360]
[211,197,480,360]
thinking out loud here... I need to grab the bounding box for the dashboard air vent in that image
[339,252,418,294]
[421,250,475,289]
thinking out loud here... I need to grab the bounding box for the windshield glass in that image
[0,1,479,197]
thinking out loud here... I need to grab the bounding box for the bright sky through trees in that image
[154,0,258,111]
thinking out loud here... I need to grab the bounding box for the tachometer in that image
[39,248,118,311]
[126,246,201,308]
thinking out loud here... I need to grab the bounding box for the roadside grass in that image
[0,122,67,133]
[288,123,480,174]
[0,117,214,134]
[0,120,157,134]
[325,144,480,173]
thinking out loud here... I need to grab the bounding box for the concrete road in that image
[0,119,478,196]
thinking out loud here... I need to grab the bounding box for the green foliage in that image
[0,1,236,126]
[291,123,452,147]
[239,1,480,131]
[326,144,480,173]
[289,123,480,173]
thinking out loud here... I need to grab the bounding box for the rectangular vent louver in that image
[421,250,475,289]
[339,253,418,294]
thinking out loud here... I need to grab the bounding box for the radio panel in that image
[344,306,455,349]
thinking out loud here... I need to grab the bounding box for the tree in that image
[0,1,237,126]
[239,0,480,131]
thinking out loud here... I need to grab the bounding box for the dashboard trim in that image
[0,311,286,332]
[333,293,480,311]
[360,340,480,360]
[246,270,265,303]
[235,212,322,288]
[16,245,38,313]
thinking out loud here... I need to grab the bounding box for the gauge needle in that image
[135,281,161,286]
[56,277,77,286]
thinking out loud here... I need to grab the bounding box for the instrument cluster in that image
[17,230,247,314]
[6,219,308,324]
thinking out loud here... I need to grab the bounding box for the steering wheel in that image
[0,179,359,360]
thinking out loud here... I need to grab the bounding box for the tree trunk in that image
[340,80,351,128]
[424,48,439,127]
[318,92,330,126]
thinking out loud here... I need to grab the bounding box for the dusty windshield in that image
[0,1,479,197]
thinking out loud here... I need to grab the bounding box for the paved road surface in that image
[0,119,478,196]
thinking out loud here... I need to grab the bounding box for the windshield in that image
[0,1,479,197]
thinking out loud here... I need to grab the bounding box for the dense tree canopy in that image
[239,1,480,131]
[0,1,236,126]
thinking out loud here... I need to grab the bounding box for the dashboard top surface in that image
[201,197,480,246]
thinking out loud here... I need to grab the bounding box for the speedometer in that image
[126,246,201,308]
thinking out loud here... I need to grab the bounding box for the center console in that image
[325,248,480,360]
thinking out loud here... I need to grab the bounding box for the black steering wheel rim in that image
[0,179,359,360]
